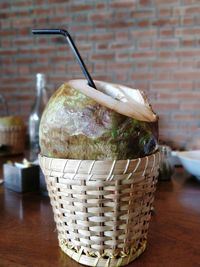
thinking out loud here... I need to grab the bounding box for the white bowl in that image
[176,150,200,181]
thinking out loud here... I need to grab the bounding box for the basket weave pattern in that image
[0,125,26,154]
[39,152,160,267]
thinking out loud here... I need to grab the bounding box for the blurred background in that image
[0,0,200,149]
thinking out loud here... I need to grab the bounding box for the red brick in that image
[31,66,51,73]
[48,0,69,3]
[116,73,127,81]
[183,0,193,4]
[180,61,194,68]
[153,18,179,27]
[115,32,129,40]
[71,25,93,32]
[110,1,136,8]
[159,51,175,58]
[88,33,114,42]
[12,18,34,28]
[131,29,157,38]
[91,53,115,61]
[33,8,51,16]
[2,58,12,64]
[179,82,193,90]
[181,39,195,47]
[137,20,150,27]
[1,39,11,47]
[131,10,155,18]
[154,0,179,5]
[55,65,66,72]
[160,28,174,37]
[12,0,32,7]
[156,92,174,99]
[0,12,8,19]
[0,19,10,29]
[7,77,30,84]
[33,47,56,54]
[113,11,131,20]
[107,21,134,29]
[176,27,200,36]
[97,44,109,50]
[131,72,154,80]
[181,17,194,26]
[110,43,131,49]
[173,71,200,80]
[18,65,30,74]
[13,10,30,17]
[154,103,179,111]
[0,49,17,55]
[78,44,92,52]
[175,92,200,100]
[154,39,179,48]
[93,75,112,81]
[131,51,156,59]
[18,29,29,35]
[180,103,200,110]
[151,82,178,90]
[173,114,198,120]
[139,0,152,6]
[107,62,132,70]
[158,7,172,16]
[70,4,93,12]
[116,52,130,59]
[0,30,15,37]
[175,49,200,57]
[2,67,17,75]
[138,40,152,49]
[96,3,106,9]
[152,61,178,68]
[136,62,149,69]
[15,39,33,46]
[185,6,200,15]
[49,16,71,24]
[133,82,150,90]
[156,72,172,80]
[34,0,45,4]
[0,2,9,9]
[94,63,107,71]
[16,58,35,64]
[72,14,88,23]
[89,13,111,22]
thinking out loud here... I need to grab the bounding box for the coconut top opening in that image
[68,79,157,122]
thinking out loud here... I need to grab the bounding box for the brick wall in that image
[0,0,200,149]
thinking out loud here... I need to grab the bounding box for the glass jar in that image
[29,73,48,161]
[158,145,174,181]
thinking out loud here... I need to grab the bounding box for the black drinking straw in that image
[32,29,96,89]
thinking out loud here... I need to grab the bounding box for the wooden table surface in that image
[0,155,200,267]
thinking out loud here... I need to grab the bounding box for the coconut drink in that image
[0,95,26,155]
[35,28,160,267]
[40,79,158,160]
[39,79,160,267]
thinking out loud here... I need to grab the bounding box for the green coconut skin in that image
[39,83,158,160]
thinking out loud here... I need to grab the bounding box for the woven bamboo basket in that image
[39,151,160,267]
[0,125,26,155]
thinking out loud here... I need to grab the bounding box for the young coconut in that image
[39,80,158,160]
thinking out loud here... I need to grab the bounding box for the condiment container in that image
[3,163,39,193]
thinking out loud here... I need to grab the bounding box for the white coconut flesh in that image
[68,79,157,122]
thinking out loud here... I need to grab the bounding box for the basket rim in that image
[39,150,160,163]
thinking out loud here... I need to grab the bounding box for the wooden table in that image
[0,155,200,267]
